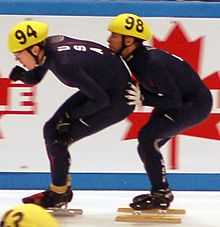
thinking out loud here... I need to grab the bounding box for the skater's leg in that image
[130,133,173,209]
[138,135,170,191]
[131,110,176,208]
[22,94,133,208]
[131,104,206,209]
[22,113,74,208]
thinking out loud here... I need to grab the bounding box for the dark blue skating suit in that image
[125,45,212,191]
[10,36,134,186]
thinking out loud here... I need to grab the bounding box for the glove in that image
[9,66,27,81]
[125,82,144,106]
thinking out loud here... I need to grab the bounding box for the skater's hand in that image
[9,66,27,81]
[126,82,143,106]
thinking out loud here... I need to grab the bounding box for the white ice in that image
[0,190,220,227]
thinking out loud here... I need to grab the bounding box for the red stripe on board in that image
[170,137,178,169]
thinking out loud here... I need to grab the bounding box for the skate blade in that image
[117,207,186,215]
[116,215,182,223]
[46,207,83,216]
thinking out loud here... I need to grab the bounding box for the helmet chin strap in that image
[116,35,127,55]
[27,48,40,66]
[117,35,140,57]
[26,47,46,68]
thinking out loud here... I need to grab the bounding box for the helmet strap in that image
[27,45,46,67]
[119,36,142,58]
[27,47,40,66]
[116,35,127,55]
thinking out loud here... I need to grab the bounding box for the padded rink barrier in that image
[0,172,220,190]
[0,0,220,17]
[0,0,219,190]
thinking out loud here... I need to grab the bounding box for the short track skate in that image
[46,206,83,216]
[23,187,82,217]
[116,207,185,223]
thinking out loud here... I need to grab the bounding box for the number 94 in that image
[15,25,38,45]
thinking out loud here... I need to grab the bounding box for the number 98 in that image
[125,16,144,33]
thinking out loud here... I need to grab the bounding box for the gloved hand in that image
[126,82,143,106]
[9,66,27,81]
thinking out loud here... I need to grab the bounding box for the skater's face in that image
[14,45,42,70]
[107,33,137,58]
[107,32,123,54]
[14,50,36,70]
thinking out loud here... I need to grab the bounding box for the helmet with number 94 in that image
[8,20,49,53]
[108,13,153,41]
[0,204,59,227]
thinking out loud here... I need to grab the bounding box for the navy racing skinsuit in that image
[125,45,212,191]
[10,35,135,186]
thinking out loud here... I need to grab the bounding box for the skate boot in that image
[22,185,73,208]
[132,192,151,203]
[130,188,174,210]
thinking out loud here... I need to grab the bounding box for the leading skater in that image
[8,20,135,208]
[107,13,213,210]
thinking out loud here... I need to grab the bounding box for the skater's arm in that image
[139,62,182,108]
[69,69,110,119]
[9,65,47,85]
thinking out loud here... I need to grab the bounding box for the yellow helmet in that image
[8,20,49,53]
[0,204,59,227]
[108,13,153,41]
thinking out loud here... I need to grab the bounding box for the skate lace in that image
[152,190,173,202]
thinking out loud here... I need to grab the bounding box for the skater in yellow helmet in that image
[8,20,48,52]
[8,20,134,209]
[108,13,212,211]
[8,20,48,70]
[0,204,59,227]
[108,13,153,55]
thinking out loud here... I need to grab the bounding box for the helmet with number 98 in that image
[0,204,59,227]
[108,13,153,41]
[8,20,49,53]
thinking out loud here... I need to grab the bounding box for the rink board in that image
[0,172,220,190]
[1,0,220,18]
[0,1,219,191]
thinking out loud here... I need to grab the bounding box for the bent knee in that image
[43,120,56,139]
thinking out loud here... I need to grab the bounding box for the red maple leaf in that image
[153,23,203,73]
